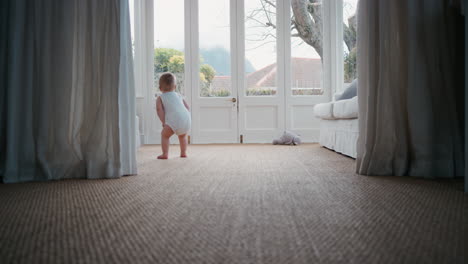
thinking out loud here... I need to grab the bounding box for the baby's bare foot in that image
[180,153,187,158]
[157,154,168,159]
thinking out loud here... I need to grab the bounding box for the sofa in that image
[313,93,358,158]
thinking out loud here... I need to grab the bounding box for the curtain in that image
[0,0,136,183]
[119,0,138,176]
[356,0,465,178]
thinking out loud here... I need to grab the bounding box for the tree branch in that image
[263,0,276,8]
[343,13,357,52]
[291,0,323,58]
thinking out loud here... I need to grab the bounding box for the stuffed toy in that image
[273,131,302,145]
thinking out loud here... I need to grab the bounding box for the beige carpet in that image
[0,144,466,264]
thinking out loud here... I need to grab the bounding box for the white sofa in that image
[313,96,358,158]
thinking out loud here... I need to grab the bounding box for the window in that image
[153,0,186,96]
[134,0,348,144]
[290,0,324,96]
[244,0,277,97]
[343,0,358,85]
[199,0,231,97]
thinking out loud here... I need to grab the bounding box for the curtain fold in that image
[0,0,135,183]
[356,0,465,178]
[119,0,138,176]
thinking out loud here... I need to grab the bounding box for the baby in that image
[156,72,191,159]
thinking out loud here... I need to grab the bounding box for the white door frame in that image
[237,0,286,143]
[136,0,346,144]
[190,0,240,144]
[134,0,158,144]
[283,0,340,143]
[136,0,193,144]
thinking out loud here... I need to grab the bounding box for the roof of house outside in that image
[210,58,323,91]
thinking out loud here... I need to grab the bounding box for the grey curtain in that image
[119,0,138,176]
[356,0,465,178]
[0,0,135,183]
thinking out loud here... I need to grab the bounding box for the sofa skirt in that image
[319,119,358,158]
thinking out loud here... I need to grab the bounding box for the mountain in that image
[200,47,256,76]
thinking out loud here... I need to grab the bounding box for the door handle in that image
[230,98,237,103]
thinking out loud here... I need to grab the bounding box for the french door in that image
[190,0,240,143]
[237,0,286,143]
[137,0,339,144]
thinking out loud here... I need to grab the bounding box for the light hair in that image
[159,72,176,92]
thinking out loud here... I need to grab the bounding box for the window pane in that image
[290,0,323,96]
[154,0,185,96]
[199,0,231,97]
[244,0,277,97]
[343,0,358,85]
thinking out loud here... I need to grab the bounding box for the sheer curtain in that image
[356,0,465,178]
[119,0,138,176]
[0,0,136,183]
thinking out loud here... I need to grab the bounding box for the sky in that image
[344,0,359,24]
[130,0,359,71]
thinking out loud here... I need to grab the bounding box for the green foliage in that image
[246,88,276,96]
[154,48,183,72]
[199,83,210,97]
[200,64,216,84]
[344,47,357,83]
[154,48,219,96]
[199,85,230,97]
[292,88,324,96]
[199,72,206,83]
[210,89,230,97]
[168,55,185,73]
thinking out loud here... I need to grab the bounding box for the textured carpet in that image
[0,144,466,264]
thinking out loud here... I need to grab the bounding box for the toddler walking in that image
[156,73,191,159]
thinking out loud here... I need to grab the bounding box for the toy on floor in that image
[272,131,302,145]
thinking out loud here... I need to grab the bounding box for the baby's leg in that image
[178,134,188,158]
[158,125,174,159]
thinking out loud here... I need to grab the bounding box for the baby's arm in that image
[156,97,165,125]
[182,99,190,111]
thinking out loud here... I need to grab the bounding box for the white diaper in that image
[166,114,191,135]
[160,92,191,135]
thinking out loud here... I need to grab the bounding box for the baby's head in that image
[159,72,176,92]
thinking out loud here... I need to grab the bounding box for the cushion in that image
[337,79,357,100]
[314,102,335,120]
[333,96,358,119]
[334,92,344,101]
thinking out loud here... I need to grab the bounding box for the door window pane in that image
[199,0,231,97]
[154,0,185,96]
[290,0,323,96]
[343,0,358,85]
[244,0,277,96]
